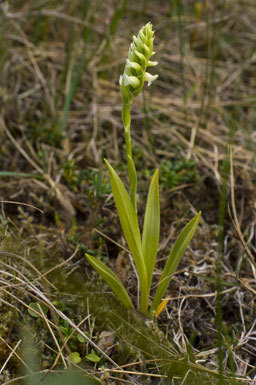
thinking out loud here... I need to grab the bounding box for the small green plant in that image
[85,349,101,363]
[62,160,111,198]
[159,158,198,189]
[86,23,201,317]
[28,302,49,318]
[144,158,198,190]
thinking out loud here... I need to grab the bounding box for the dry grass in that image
[0,0,256,384]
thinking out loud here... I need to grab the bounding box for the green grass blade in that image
[142,169,160,289]
[105,0,128,50]
[85,253,133,310]
[104,159,149,314]
[0,171,43,179]
[60,0,103,136]
[150,211,201,314]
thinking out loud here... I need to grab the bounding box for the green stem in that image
[122,102,137,213]
[122,103,132,158]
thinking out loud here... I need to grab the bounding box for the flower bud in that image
[120,22,158,104]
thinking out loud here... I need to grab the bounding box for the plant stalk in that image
[122,102,137,213]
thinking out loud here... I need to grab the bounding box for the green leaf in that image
[142,170,160,289]
[150,211,201,314]
[104,159,149,314]
[77,333,89,343]
[85,253,134,310]
[85,349,101,363]
[68,352,81,364]
[127,154,137,213]
[28,302,49,318]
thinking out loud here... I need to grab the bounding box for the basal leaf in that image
[105,159,149,314]
[154,296,170,319]
[85,253,133,310]
[142,170,160,289]
[150,211,201,314]
[127,154,137,213]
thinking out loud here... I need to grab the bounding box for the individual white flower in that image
[145,72,158,86]
[126,59,142,73]
[123,74,140,88]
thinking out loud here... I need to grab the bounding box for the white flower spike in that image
[120,22,158,104]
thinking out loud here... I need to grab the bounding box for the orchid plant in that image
[86,23,201,318]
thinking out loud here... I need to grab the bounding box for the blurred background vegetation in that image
[0,0,256,384]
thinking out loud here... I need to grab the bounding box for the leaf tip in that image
[104,158,113,173]
[85,253,94,263]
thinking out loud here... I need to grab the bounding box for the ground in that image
[0,1,256,384]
